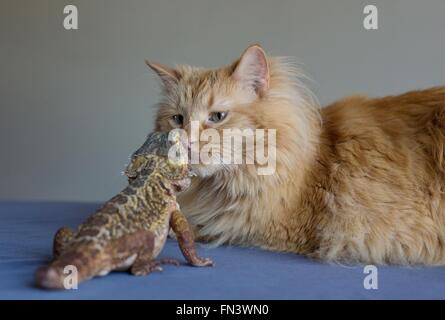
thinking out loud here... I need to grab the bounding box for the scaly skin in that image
[35,132,213,289]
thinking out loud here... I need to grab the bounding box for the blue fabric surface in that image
[0,201,444,300]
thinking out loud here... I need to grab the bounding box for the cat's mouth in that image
[187,149,225,177]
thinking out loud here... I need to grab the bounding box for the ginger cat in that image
[148,44,445,265]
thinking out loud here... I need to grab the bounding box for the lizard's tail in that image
[35,244,106,289]
[35,265,67,289]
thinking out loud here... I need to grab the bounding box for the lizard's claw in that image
[190,257,214,267]
[153,265,163,272]
[159,258,180,266]
[130,258,180,276]
[131,263,163,276]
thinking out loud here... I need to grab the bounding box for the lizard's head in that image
[125,131,193,192]
[158,157,192,192]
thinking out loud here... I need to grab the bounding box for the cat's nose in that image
[187,140,200,161]
[187,141,193,156]
[188,132,199,146]
[188,139,199,150]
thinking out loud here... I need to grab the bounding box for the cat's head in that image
[150,45,317,178]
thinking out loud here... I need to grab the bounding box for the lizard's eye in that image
[169,114,184,128]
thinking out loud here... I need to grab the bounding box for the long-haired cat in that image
[148,44,445,265]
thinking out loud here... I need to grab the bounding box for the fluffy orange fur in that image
[149,45,445,265]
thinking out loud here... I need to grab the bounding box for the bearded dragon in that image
[35,131,213,289]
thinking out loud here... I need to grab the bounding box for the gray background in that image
[1,0,444,202]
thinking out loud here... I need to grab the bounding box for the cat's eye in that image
[208,111,228,123]
[170,114,184,127]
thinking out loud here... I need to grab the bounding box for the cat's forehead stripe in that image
[208,92,214,109]
[163,68,228,114]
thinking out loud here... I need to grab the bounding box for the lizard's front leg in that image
[168,224,216,243]
[170,210,214,267]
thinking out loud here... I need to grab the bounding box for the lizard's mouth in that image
[171,178,191,193]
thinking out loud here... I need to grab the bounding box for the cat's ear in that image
[145,60,181,86]
[232,45,269,95]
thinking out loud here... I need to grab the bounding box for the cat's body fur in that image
[149,45,445,265]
